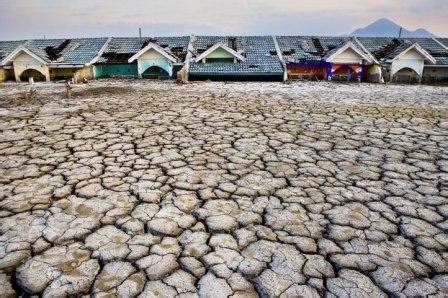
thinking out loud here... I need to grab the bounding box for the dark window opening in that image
[205,57,235,63]
[282,49,295,55]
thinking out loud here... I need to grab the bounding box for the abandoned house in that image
[358,37,446,83]
[188,36,284,81]
[1,35,447,83]
[93,37,189,79]
[278,36,376,82]
[0,38,108,82]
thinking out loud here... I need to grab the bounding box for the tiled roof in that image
[276,36,321,62]
[434,57,448,65]
[2,36,448,68]
[0,40,27,62]
[384,40,415,60]
[97,37,190,64]
[405,38,447,56]
[24,38,109,64]
[189,36,283,75]
[277,36,372,63]
[356,37,397,60]
[437,38,448,48]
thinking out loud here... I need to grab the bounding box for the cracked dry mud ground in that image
[0,80,447,297]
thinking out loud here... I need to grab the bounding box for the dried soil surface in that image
[0,79,447,297]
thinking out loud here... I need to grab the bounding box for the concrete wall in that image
[0,68,7,81]
[390,48,425,82]
[13,52,50,82]
[331,48,364,64]
[50,68,75,80]
[74,66,93,82]
[93,64,138,78]
[137,49,173,77]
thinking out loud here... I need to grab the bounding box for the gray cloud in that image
[0,0,447,40]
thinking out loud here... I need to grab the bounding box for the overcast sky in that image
[0,0,447,40]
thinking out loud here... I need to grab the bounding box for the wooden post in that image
[66,82,72,99]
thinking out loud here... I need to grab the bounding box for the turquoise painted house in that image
[93,37,189,79]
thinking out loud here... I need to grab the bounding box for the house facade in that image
[92,37,189,79]
[277,37,375,82]
[1,35,447,84]
[0,38,108,82]
[188,36,284,81]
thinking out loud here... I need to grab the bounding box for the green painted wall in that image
[206,48,235,59]
[93,64,138,78]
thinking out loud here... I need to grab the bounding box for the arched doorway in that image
[393,67,420,84]
[142,66,170,79]
[19,69,46,82]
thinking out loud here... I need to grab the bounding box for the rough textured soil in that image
[1,80,447,297]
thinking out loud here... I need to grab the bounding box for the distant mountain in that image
[351,18,434,37]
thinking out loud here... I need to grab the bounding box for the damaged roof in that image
[277,36,372,63]
[12,38,108,64]
[356,37,448,64]
[1,36,448,68]
[97,37,189,64]
[0,40,27,62]
[26,38,109,64]
[189,36,283,75]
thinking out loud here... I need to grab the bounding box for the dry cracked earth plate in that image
[0,80,447,297]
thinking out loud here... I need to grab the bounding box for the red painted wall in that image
[287,65,327,79]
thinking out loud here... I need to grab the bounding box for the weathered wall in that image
[13,52,50,82]
[423,66,448,83]
[74,66,93,82]
[50,68,75,80]
[331,48,364,64]
[0,68,7,81]
[286,64,327,80]
[93,64,138,78]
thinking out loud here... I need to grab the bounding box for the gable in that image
[330,47,364,63]
[128,43,177,63]
[13,51,44,64]
[399,48,426,60]
[139,48,167,60]
[205,47,236,59]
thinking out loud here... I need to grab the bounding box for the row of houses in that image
[1,35,448,83]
